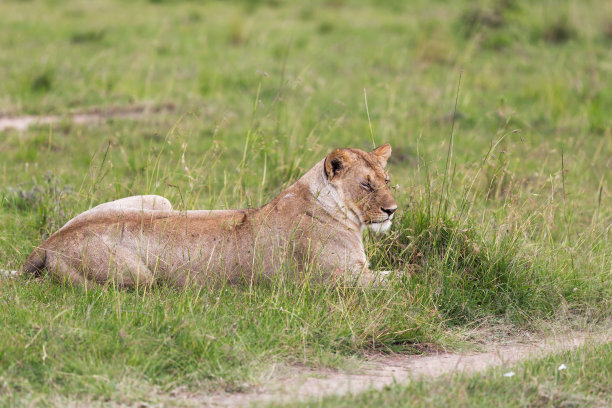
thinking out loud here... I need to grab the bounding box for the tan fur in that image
[23,145,397,287]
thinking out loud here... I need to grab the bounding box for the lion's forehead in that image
[364,166,388,182]
[351,156,386,178]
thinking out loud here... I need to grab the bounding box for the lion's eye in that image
[385,179,390,185]
[360,181,374,192]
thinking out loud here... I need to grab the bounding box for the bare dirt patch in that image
[173,329,611,407]
[0,103,175,132]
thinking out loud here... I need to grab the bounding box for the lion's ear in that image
[324,149,350,180]
[370,143,392,167]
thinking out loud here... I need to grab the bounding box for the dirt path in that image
[180,329,610,407]
[0,104,175,131]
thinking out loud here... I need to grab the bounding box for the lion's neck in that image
[300,160,362,232]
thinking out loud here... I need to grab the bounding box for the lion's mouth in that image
[366,217,393,234]
[368,217,392,225]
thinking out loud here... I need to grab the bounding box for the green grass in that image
[274,339,612,408]
[0,0,611,405]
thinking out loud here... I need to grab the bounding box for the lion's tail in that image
[22,247,47,276]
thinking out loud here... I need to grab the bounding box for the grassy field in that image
[0,0,610,406]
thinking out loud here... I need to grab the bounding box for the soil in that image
[0,104,175,132]
[178,329,611,407]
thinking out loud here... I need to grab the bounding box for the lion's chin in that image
[368,220,392,234]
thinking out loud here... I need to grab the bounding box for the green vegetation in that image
[0,0,610,406]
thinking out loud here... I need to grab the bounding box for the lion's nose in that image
[381,206,397,216]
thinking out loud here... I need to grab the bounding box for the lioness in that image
[23,144,397,287]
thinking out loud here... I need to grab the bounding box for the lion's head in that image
[324,144,397,233]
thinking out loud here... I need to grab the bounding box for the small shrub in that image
[541,17,576,44]
[604,20,612,41]
[317,20,335,34]
[228,19,248,46]
[30,69,54,93]
[458,7,506,38]
[70,30,106,44]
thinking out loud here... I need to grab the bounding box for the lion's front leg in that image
[352,265,392,287]
[329,261,391,287]
[311,230,391,287]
